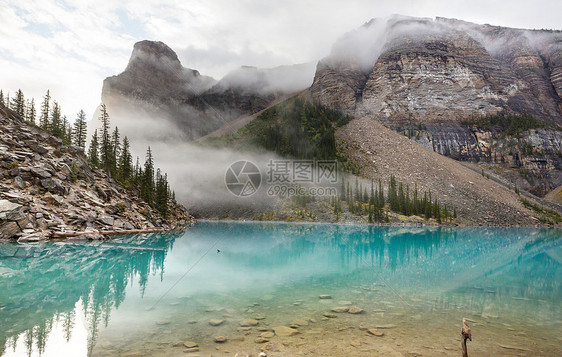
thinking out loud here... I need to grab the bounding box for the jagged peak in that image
[132,40,179,61]
[125,40,182,73]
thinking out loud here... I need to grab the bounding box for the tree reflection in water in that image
[0,231,182,356]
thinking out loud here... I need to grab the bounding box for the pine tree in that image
[378,179,384,207]
[111,126,120,176]
[141,147,155,206]
[72,110,88,149]
[424,192,431,220]
[118,136,133,184]
[340,174,346,201]
[39,90,51,129]
[25,98,36,124]
[88,130,100,168]
[50,101,63,137]
[398,182,405,214]
[98,104,113,174]
[0,90,4,106]
[61,116,72,145]
[155,170,169,218]
[11,89,25,119]
[388,175,398,212]
[133,156,142,185]
[413,183,419,215]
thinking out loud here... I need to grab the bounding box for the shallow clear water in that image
[0,222,560,356]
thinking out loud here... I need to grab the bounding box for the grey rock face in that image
[310,16,562,195]
[311,16,562,124]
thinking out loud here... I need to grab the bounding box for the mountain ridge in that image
[102,41,315,141]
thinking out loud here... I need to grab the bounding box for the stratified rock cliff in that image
[102,41,315,140]
[0,103,192,242]
[310,15,562,195]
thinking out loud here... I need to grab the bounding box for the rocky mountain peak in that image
[126,40,182,73]
[312,15,562,124]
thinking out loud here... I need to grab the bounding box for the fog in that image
[88,15,561,216]
[326,14,562,74]
[215,62,316,94]
[88,101,289,216]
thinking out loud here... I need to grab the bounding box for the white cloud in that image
[1,0,560,121]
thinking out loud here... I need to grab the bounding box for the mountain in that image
[0,102,191,242]
[310,15,562,196]
[97,17,561,225]
[102,41,315,140]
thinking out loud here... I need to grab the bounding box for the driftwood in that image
[51,228,165,238]
[461,318,472,357]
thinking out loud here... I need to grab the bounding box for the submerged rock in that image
[209,319,225,326]
[290,319,309,327]
[367,329,384,337]
[348,307,364,314]
[239,318,259,327]
[273,326,299,337]
[260,331,275,339]
[214,336,227,343]
[183,341,198,348]
[331,307,349,313]
[319,295,332,299]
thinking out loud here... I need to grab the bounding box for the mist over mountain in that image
[102,41,315,141]
[98,15,561,220]
[310,15,561,196]
[312,15,562,123]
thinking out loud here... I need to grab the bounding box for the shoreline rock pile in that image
[0,103,193,242]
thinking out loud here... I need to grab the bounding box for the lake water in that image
[0,222,560,356]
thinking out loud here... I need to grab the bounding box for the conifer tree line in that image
[87,104,174,218]
[1,89,87,149]
[332,175,456,223]
[1,88,175,218]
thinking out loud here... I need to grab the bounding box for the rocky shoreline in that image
[0,103,193,243]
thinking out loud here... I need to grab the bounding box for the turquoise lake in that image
[0,222,560,356]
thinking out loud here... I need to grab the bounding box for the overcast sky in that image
[1,0,560,119]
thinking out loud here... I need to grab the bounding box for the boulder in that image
[273,326,299,337]
[0,221,21,239]
[13,176,25,189]
[239,319,259,327]
[367,329,384,337]
[30,167,52,179]
[99,216,115,226]
[18,232,48,242]
[40,178,66,195]
[26,142,48,154]
[213,336,227,343]
[0,200,26,221]
[348,306,364,314]
[331,307,349,313]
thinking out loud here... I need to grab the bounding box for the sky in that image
[1,0,561,120]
